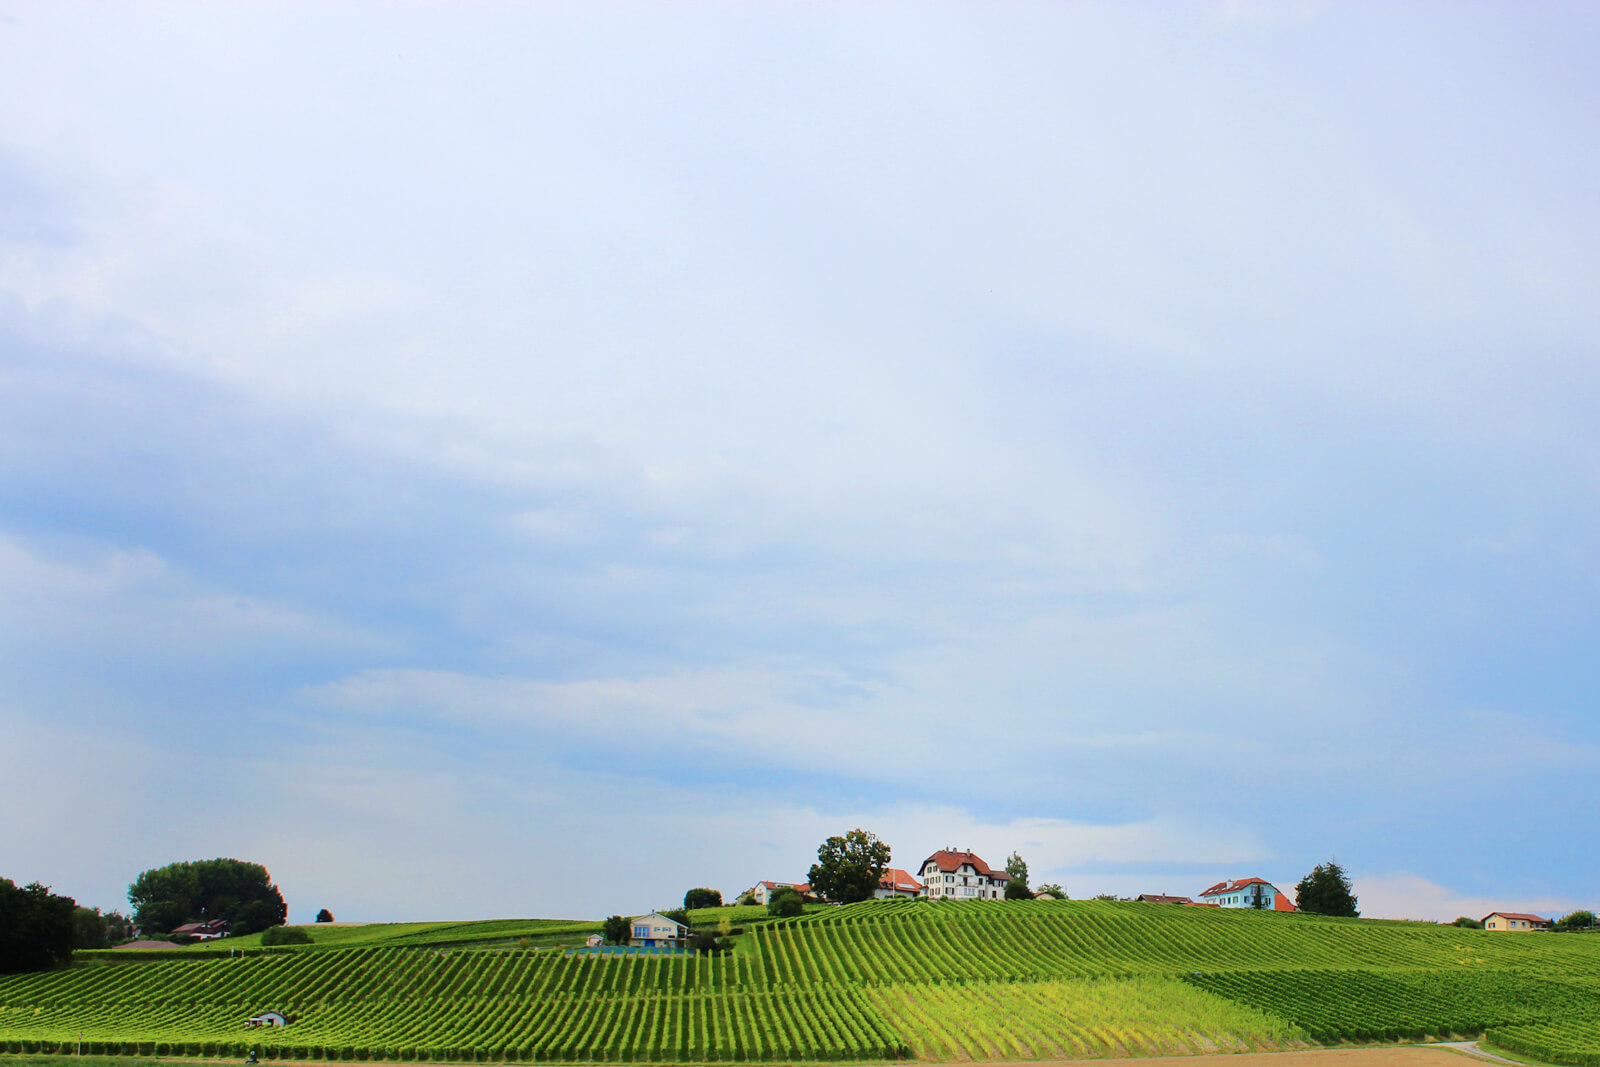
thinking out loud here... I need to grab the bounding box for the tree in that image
[0,879,78,973]
[736,890,757,906]
[1005,853,1029,891]
[807,829,891,905]
[601,915,631,945]
[767,886,804,918]
[315,909,335,923]
[1248,883,1270,910]
[128,858,287,936]
[1556,910,1596,931]
[73,907,108,950]
[689,929,729,955]
[684,888,723,911]
[1294,860,1359,917]
[660,908,690,928]
[103,910,135,944]
[1004,879,1033,900]
[1451,916,1482,929]
[1036,883,1067,900]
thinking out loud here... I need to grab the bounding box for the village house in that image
[629,912,688,948]
[1198,878,1297,911]
[918,849,1009,900]
[1137,894,1195,905]
[173,919,232,940]
[746,881,809,906]
[1482,912,1550,931]
[874,869,923,899]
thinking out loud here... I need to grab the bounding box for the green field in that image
[5,900,1600,1064]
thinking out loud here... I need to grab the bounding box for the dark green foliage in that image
[767,887,804,917]
[127,858,287,935]
[1004,879,1033,900]
[807,828,891,904]
[260,925,312,946]
[659,908,690,928]
[683,888,723,910]
[315,909,334,923]
[1036,883,1067,899]
[1294,859,1359,917]
[1454,916,1484,928]
[601,915,630,944]
[689,930,729,955]
[72,907,108,950]
[0,879,78,973]
[1005,852,1029,892]
[736,890,757,906]
[101,911,135,944]
[1557,911,1597,931]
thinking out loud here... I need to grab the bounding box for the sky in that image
[1,2,1596,926]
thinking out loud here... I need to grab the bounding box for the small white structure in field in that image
[244,1012,289,1029]
[585,934,604,947]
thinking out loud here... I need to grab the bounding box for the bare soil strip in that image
[960,1047,1519,1067]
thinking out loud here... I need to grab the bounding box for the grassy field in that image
[5,900,1600,1064]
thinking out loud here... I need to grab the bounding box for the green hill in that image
[3,900,1599,1064]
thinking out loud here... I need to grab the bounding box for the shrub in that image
[261,925,313,946]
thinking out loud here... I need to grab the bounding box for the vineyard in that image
[5,900,1600,1063]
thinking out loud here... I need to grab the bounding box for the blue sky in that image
[1,1,1596,924]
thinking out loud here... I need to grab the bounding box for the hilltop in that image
[3,900,1599,1065]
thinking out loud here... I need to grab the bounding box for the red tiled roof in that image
[879,868,922,893]
[1274,894,1297,912]
[1138,894,1194,904]
[1483,912,1548,924]
[920,850,1010,881]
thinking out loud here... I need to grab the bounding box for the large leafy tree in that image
[807,828,891,904]
[683,888,723,910]
[1294,860,1360,917]
[0,879,78,973]
[601,915,631,944]
[1005,852,1030,898]
[128,858,287,936]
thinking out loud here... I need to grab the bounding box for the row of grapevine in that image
[0,947,766,1011]
[747,898,1600,987]
[867,976,1303,1061]
[1491,1019,1600,1067]
[1184,969,1600,1043]
[0,989,907,1062]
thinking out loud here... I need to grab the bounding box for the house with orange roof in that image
[745,881,810,906]
[1198,877,1297,911]
[1482,912,1549,931]
[918,849,1010,901]
[874,868,924,899]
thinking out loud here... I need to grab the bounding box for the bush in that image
[768,887,804,918]
[260,925,313,946]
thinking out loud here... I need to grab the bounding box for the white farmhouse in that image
[918,849,1009,901]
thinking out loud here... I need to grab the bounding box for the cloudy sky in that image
[2,2,1596,925]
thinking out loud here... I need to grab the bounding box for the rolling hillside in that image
[3,900,1599,1064]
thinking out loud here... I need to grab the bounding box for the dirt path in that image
[959,1047,1524,1067]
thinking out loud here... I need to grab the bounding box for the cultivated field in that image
[3,900,1599,1065]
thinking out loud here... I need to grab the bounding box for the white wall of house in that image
[919,860,1005,900]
